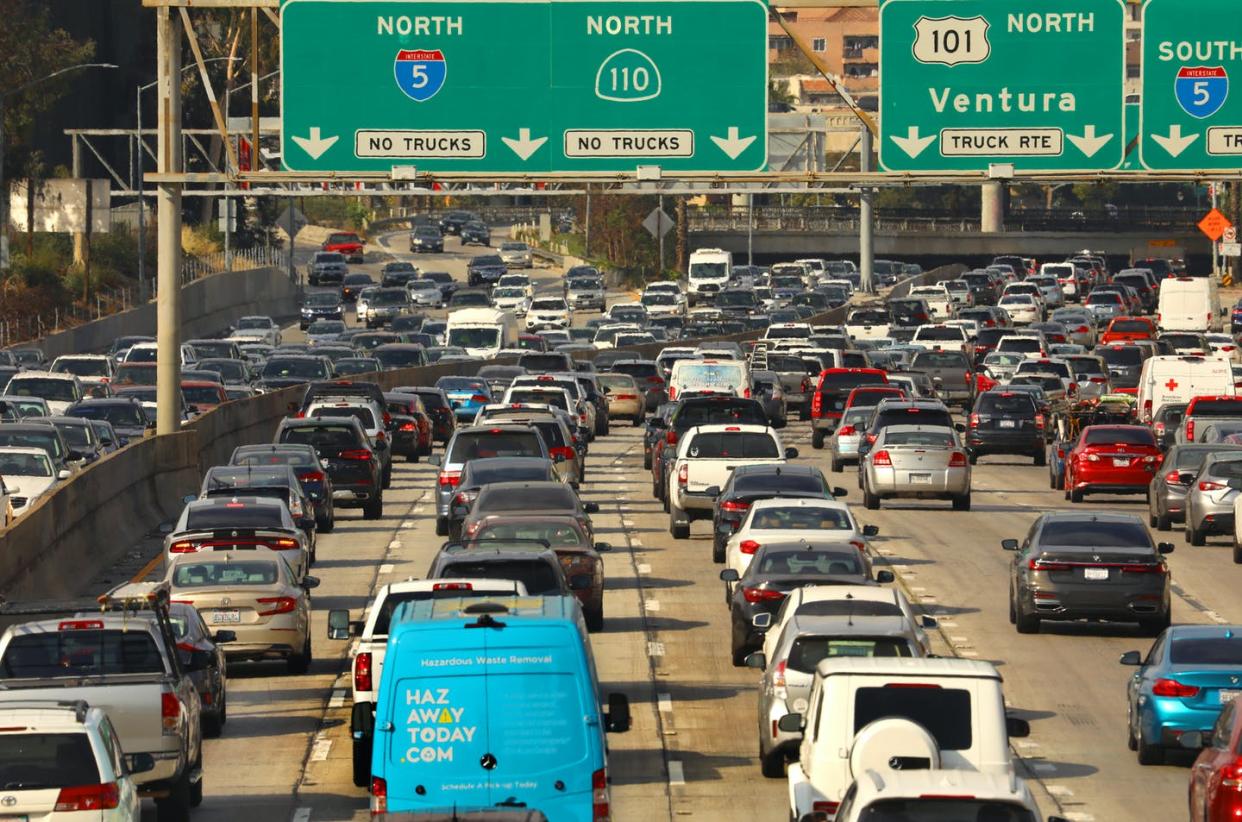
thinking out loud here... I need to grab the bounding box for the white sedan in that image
[722,497,876,598]
[407,279,445,307]
[998,294,1042,325]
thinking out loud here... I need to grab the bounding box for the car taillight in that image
[837,425,855,436]
[592,767,609,821]
[1152,678,1200,698]
[470,394,489,403]
[742,387,751,399]
[665,430,678,445]
[1029,558,1072,571]
[721,500,750,513]
[1121,563,1168,575]
[399,421,416,431]
[1165,469,1184,483]
[1200,480,1226,491]
[872,450,892,466]
[1219,762,1242,789]
[948,452,967,467]
[1187,419,1195,440]
[550,446,576,462]
[354,651,373,692]
[812,801,840,816]
[170,541,195,554]
[740,539,761,555]
[161,692,180,735]
[340,449,372,461]
[811,393,823,417]
[270,538,299,551]
[257,597,298,616]
[968,413,979,428]
[677,463,688,487]
[743,587,786,603]
[55,783,120,812]
[1089,376,1108,383]
[298,470,326,483]
[772,659,788,694]
[1035,413,1045,429]
[371,777,387,815]
[439,471,461,488]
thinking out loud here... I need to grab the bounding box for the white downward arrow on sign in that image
[502,128,547,161]
[291,127,339,160]
[1066,125,1114,158]
[890,126,937,159]
[1151,124,1200,158]
[710,127,756,160]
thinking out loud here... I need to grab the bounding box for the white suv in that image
[0,701,152,822]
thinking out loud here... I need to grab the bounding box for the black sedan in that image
[394,386,456,444]
[460,220,491,246]
[228,443,336,532]
[466,254,507,287]
[721,540,891,666]
[445,456,560,540]
[169,602,230,737]
[709,463,845,563]
[409,224,445,252]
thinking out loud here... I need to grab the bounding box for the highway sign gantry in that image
[280,0,768,174]
[878,0,1126,173]
[1140,0,1242,171]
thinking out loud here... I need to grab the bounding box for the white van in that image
[1136,354,1235,422]
[687,248,732,306]
[1158,276,1220,332]
[783,658,1026,821]
[444,307,518,358]
[668,358,751,401]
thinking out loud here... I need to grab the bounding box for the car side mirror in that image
[1006,716,1031,738]
[183,494,198,505]
[303,575,321,589]
[594,542,612,552]
[720,568,740,582]
[57,469,72,481]
[427,454,442,466]
[127,753,156,775]
[876,570,895,584]
[213,630,236,643]
[776,713,803,733]
[744,651,767,669]
[605,693,631,733]
[583,501,600,514]
[954,422,966,432]
[785,447,799,459]
[327,609,353,640]
[703,485,721,498]
[1119,650,1142,666]
[1158,542,1175,555]
[862,524,879,537]
[187,405,200,415]
[921,615,938,629]
[1001,538,1019,551]
[1180,731,1205,749]
[751,612,772,629]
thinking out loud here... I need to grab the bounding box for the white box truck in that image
[444,307,518,358]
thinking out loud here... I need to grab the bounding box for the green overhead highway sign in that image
[1140,0,1242,171]
[879,0,1126,173]
[280,0,768,174]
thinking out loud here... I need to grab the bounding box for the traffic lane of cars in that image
[863,455,1228,822]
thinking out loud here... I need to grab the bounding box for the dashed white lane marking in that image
[667,760,685,786]
[388,540,402,549]
[293,808,311,822]
[950,635,971,642]
[658,693,673,712]
[328,689,346,709]
[939,620,958,628]
[1046,785,1074,797]
[1061,814,1095,822]
[958,650,979,657]
[637,563,652,574]
[1016,741,1041,750]
[911,586,927,593]
[622,519,635,527]
[645,600,661,612]
[379,563,394,574]
[310,736,332,761]
[401,520,415,529]
[647,641,665,657]
[1031,762,1057,773]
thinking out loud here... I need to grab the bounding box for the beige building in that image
[768,6,878,111]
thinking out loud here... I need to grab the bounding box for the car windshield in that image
[686,432,778,459]
[855,799,1035,821]
[756,549,861,576]
[0,452,51,476]
[172,560,280,587]
[1083,427,1155,446]
[237,318,270,330]
[1040,519,1152,548]
[447,328,500,348]
[67,403,146,427]
[786,635,914,673]
[9,379,77,401]
[52,359,108,377]
[262,359,328,379]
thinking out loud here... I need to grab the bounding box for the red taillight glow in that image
[811,393,823,417]
[1200,481,1226,491]
[812,801,840,815]
[739,539,761,555]
[550,446,576,462]
[1029,558,1072,571]
[371,777,387,815]
[439,471,461,488]
[257,597,297,616]
[433,582,473,591]
[677,464,689,487]
[872,450,892,466]
[666,430,678,445]
[948,452,967,467]
[354,651,373,692]
[1152,678,1200,698]
[837,425,855,436]
[1187,419,1196,441]
[592,767,609,821]
[58,620,103,631]
[399,421,416,431]
[721,499,750,512]
[340,449,372,461]
[298,470,326,483]
[743,587,786,603]
[1165,469,1184,483]
[55,783,120,812]
[968,412,980,428]
[161,692,180,734]
[170,541,195,554]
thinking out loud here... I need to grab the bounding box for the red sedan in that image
[1101,316,1158,344]
[322,231,364,262]
[1064,425,1163,503]
[1190,700,1242,821]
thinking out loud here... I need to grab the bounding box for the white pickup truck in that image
[0,582,204,822]
[326,577,527,787]
[669,423,797,540]
[908,285,955,320]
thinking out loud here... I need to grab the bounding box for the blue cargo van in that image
[369,597,630,821]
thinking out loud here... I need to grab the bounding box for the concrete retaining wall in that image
[31,266,301,359]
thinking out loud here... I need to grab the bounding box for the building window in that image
[844,63,878,78]
[843,35,878,57]
[769,35,792,52]
[811,37,826,53]
[1126,64,1140,79]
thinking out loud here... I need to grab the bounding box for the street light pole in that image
[0,62,116,272]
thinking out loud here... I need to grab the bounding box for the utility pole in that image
[747,193,754,266]
[156,7,183,435]
[657,194,666,276]
[859,125,875,293]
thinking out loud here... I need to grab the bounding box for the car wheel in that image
[1014,593,1040,634]
[317,509,335,534]
[730,627,749,667]
[863,487,880,510]
[1188,523,1206,546]
[1008,583,1017,625]
[952,492,971,511]
[1155,510,1171,531]
[670,508,689,540]
[760,747,786,779]
[584,605,604,633]
[1070,485,1084,503]
[287,633,312,675]
[1137,724,1165,766]
[643,454,653,470]
[154,767,192,822]
[1148,507,1157,527]
[435,516,448,536]
[189,754,204,807]
[633,413,643,427]
[352,735,372,788]
[811,430,825,450]
[968,452,978,465]
[1033,450,1046,466]
[1141,611,1171,637]
[364,493,383,520]
[830,458,842,473]
[712,537,725,564]
[1234,538,1242,564]
[382,465,392,489]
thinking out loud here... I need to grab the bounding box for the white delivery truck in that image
[1157,276,1220,332]
[1136,354,1235,422]
[686,248,732,306]
[444,307,518,358]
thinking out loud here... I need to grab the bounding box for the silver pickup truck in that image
[0,582,205,822]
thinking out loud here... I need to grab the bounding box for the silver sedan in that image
[861,424,972,511]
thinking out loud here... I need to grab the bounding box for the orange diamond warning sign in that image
[1199,208,1233,242]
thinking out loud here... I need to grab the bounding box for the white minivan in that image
[782,657,1028,821]
[1158,276,1220,332]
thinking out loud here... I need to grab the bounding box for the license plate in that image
[999,419,1016,428]
[1083,568,1109,581]
[910,473,932,484]
[1222,690,1242,704]
[1113,458,1130,467]
[212,610,241,624]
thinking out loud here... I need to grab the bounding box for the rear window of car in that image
[1191,399,1242,416]
[819,372,885,391]
[1,630,165,677]
[1095,346,1145,365]
[1206,458,1242,479]
[280,424,360,450]
[877,408,953,429]
[479,485,576,511]
[673,400,767,428]
[787,636,913,673]
[1083,427,1156,446]
[914,327,965,341]
[766,355,808,373]
[883,430,955,447]
[449,431,543,461]
[734,474,824,495]
[912,352,969,368]
[185,504,284,530]
[1039,519,1152,548]
[172,560,279,587]
[1170,637,1242,665]
[0,732,101,786]
[440,560,560,595]
[978,393,1036,415]
[675,363,745,390]
[750,506,851,530]
[854,686,972,751]
[686,431,778,459]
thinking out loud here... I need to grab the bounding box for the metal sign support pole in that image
[156,6,184,436]
[658,194,665,276]
[859,126,875,294]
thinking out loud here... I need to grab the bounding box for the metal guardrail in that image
[180,245,289,284]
